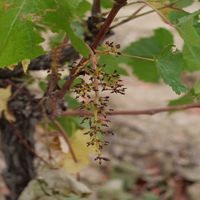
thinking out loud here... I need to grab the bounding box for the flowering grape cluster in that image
[73,43,126,164]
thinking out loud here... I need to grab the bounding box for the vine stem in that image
[142,0,172,25]
[52,120,78,163]
[58,0,127,99]
[111,2,178,29]
[92,0,101,16]
[61,103,200,117]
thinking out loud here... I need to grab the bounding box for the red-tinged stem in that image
[91,0,127,49]
[61,103,200,117]
[58,0,127,99]
[92,0,101,16]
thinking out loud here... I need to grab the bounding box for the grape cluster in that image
[73,54,126,164]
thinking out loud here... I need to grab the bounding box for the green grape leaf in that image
[194,15,200,36]
[64,94,80,109]
[101,0,114,8]
[65,25,90,58]
[193,80,200,101]
[75,0,91,17]
[169,10,200,71]
[65,0,84,11]
[123,28,173,83]
[168,93,194,106]
[126,57,159,83]
[169,0,194,8]
[0,0,44,67]
[40,0,90,58]
[49,31,66,49]
[123,28,187,94]
[99,54,128,75]
[56,115,89,137]
[194,80,200,94]
[156,46,188,94]
[56,116,78,137]
[0,0,90,68]
[169,80,200,105]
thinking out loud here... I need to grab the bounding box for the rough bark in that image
[0,84,41,200]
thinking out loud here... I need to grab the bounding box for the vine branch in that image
[92,0,101,16]
[61,103,200,117]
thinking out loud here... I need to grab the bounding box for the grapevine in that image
[0,0,199,199]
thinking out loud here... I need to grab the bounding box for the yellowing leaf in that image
[62,130,95,173]
[0,86,15,122]
[22,59,30,73]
